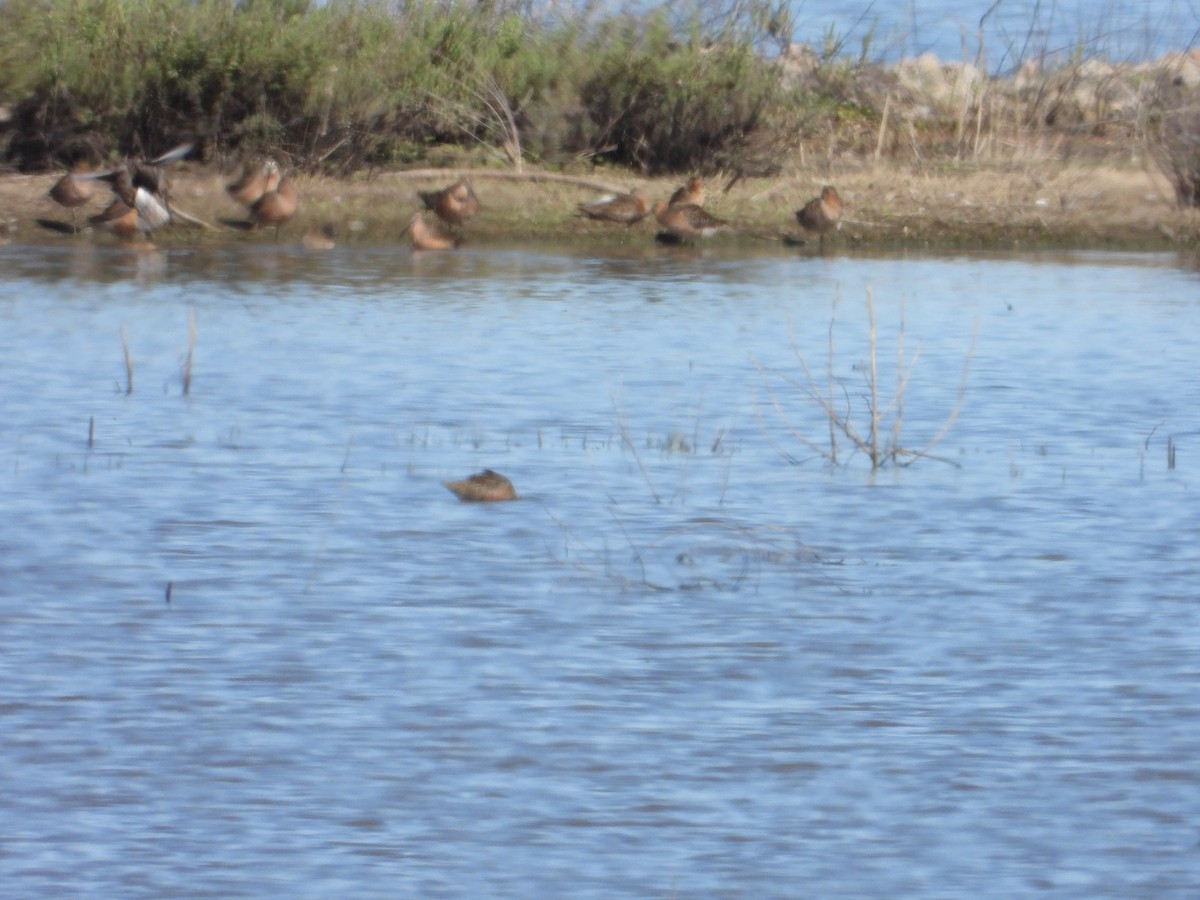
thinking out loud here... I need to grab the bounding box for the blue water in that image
[1,239,1198,896]
[787,0,1196,65]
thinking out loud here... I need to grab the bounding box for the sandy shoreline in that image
[3,162,1197,251]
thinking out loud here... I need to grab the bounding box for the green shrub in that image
[578,13,786,173]
[0,0,791,173]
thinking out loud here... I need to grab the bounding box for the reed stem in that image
[181,308,196,396]
[120,326,134,395]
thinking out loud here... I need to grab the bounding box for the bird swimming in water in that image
[795,185,842,248]
[443,469,518,502]
[406,211,460,251]
[301,222,337,251]
[577,189,650,226]
[419,178,480,228]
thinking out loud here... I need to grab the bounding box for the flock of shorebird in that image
[38,146,843,502]
[575,175,842,248]
[41,145,843,252]
[45,145,305,245]
[41,150,841,500]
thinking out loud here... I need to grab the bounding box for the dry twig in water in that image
[181,308,196,396]
[756,288,976,469]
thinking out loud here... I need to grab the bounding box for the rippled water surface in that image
[2,239,1198,897]
[791,0,1191,63]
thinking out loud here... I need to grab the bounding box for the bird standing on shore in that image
[48,161,97,232]
[419,178,480,228]
[577,189,650,226]
[652,199,730,243]
[249,172,298,238]
[668,176,705,208]
[227,159,281,208]
[443,469,518,502]
[795,185,842,248]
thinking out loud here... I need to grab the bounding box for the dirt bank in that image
[4,161,1197,251]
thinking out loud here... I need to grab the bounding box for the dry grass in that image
[755,288,977,470]
[3,156,1197,249]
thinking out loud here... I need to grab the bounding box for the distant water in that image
[788,0,1196,66]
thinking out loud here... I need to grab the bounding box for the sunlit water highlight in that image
[1,239,1198,897]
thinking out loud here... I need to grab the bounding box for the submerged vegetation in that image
[0,0,1198,209]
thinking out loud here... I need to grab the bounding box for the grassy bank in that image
[2,0,1198,207]
[2,0,1197,248]
[4,158,1196,251]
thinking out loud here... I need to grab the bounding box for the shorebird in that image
[795,185,842,248]
[249,172,298,237]
[85,142,193,240]
[301,222,337,251]
[652,199,730,243]
[406,211,460,251]
[127,142,193,197]
[443,469,518,502]
[419,177,480,227]
[48,161,97,232]
[227,159,281,208]
[668,176,705,208]
[88,166,173,240]
[577,188,650,226]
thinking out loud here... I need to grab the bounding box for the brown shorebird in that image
[48,161,97,232]
[301,222,337,251]
[652,199,730,243]
[88,197,142,240]
[668,176,705,208]
[443,469,518,502]
[577,189,650,226]
[249,173,298,237]
[406,212,460,251]
[88,167,172,240]
[419,178,480,227]
[795,185,842,247]
[227,159,281,208]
